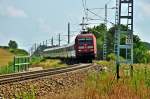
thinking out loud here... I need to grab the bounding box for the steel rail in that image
[0,64,95,85]
[0,64,79,79]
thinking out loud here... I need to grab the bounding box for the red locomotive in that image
[75,33,97,60]
[42,32,97,62]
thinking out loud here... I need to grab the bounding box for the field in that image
[39,61,150,99]
[0,48,14,67]
[2,60,150,98]
[0,47,28,67]
[0,47,29,74]
[31,58,67,69]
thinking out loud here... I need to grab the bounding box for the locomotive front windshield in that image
[78,38,93,45]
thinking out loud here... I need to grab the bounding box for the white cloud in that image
[0,5,28,18]
[6,6,27,17]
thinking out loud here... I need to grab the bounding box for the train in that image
[41,32,97,62]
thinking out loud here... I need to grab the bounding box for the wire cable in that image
[82,0,88,23]
[87,9,115,25]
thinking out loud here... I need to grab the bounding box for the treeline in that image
[88,24,150,63]
[0,40,28,56]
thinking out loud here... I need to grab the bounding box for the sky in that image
[0,0,150,51]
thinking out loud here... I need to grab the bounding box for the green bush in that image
[30,56,43,64]
[9,48,29,56]
[0,62,14,75]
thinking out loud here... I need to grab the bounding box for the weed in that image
[15,85,36,99]
[0,62,14,75]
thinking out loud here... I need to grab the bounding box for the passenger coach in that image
[42,32,97,61]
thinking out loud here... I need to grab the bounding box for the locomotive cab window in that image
[78,38,93,45]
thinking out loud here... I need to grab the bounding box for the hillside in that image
[0,48,14,66]
[142,42,150,50]
[0,47,29,67]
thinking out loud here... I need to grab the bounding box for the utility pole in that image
[40,43,41,47]
[51,37,53,46]
[43,41,45,46]
[58,34,60,46]
[46,40,48,47]
[68,22,70,44]
[114,0,134,79]
[34,43,37,52]
[103,4,108,60]
[114,0,120,79]
[30,47,33,56]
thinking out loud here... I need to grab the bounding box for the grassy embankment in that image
[8,61,150,99]
[0,48,14,66]
[31,57,67,69]
[0,47,28,66]
[80,61,150,99]
[39,61,150,99]
[0,47,28,74]
[0,46,67,75]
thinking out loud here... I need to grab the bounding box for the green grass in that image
[9,48,28,56]
[3,61,150,99]
[83,61,150,98]
[0,47,28,67]
[14,85,36,99]
[41,61,150,99]
[0,62,14,75]
[0,47,29,75]
[31,57,66,69]
[30,56,44,65]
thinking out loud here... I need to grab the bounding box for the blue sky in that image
[0,0,150,51]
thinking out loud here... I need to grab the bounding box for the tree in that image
[88,24,107,59]
[8,40,18,49]
[87,23,150,63]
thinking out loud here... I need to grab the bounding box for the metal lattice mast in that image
[114,0,119,61]
[103,4,108,60]
[115,0,134,79]
[119,0,133,64]
[114,0,120,79]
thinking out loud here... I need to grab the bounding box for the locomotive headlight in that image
[78,50,81,52]
[87,46,94,49]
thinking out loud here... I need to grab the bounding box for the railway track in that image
[0,63,96,85]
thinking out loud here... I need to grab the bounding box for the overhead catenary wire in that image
[88,6,116,11]
[30,0,115,54]
[81,0,88,31]
[82,0,86,16]
[86,9,115,25]
[82,0,88,18]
